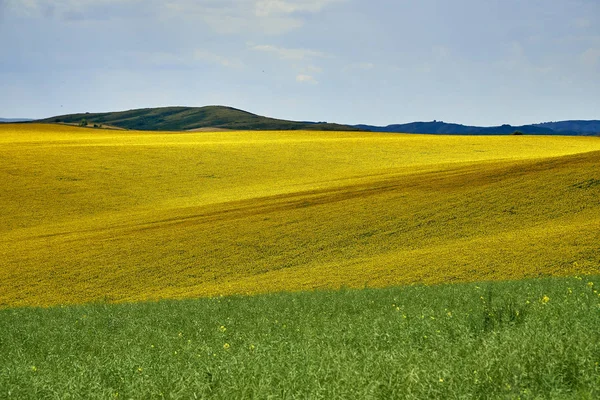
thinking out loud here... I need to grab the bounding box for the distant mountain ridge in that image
[0,118,33,123]
[356,120,600,136]
[32,106,599,135]
[533,121,600,134]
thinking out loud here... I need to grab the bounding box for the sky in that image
[1,0,599,126]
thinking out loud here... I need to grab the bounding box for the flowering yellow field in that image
[1,123,599,307]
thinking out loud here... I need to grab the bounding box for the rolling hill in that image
[0,118,33,123]
[355,121,600,135]
[37,106,361,132]
[533,120,600,134]
[36,106,599,135]
[1,123,599,307]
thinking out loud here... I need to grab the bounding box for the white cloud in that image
[5,0,343,33]
[251,44,327,60]
[296,74,317,84]
[573,17,591,29]
[254,0,344,17]
[119,49,243,70]
[6,0,145,19]
[304,65,323,73]
[194,50,243,68]
[344,62,374,71]
[580,47,600,67]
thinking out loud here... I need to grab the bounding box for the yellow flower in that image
[439,378,444,383]
[249,344,255,350]
[30,366,37,372]
[219,325,227,333]
[223,343,230,350]
[541,295,550,304]
[587,282,594,288]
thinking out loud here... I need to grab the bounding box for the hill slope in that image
[36,106,598,134]
[37,106,360,131]
[0,118,33,123]
[355,121,599,135]
[533,120,600,134]
[1,124,599,307]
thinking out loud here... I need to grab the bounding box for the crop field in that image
[1,277,599,398]
[1,123,600,307]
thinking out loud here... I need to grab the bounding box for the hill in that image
[0,118,33,123]
[1,124,599,307]
[533,120,600,134]
[355,121,599,135]
[36,106,598,135]
[37,106,361,131]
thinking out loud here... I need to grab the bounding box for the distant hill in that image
[0,118,33,123]
[37,106,361,132]
[34,106,599,135]
[355,121,599,136]
[533,120,600,134]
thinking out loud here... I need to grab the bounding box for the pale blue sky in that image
[1,0,599,125]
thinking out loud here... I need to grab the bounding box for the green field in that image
[1,277,599,399]
[1,124,600,307]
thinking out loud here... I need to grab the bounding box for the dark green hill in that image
[354,122,578,135]
[533,120,600,134]
[37,106,360,132]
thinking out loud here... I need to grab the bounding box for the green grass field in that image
[1,277,599,399]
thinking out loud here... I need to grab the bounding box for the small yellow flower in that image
[137,367,143,373]
[395,307,400,311]
[587,282,594,288]
[178,332,183,337]
[447,311,452,317]
[541,295,550,304]
[439,378,444,383]
[249,344,255,350]
[30,366,37,372]
[219,325,227,333]
[223,343,230,350]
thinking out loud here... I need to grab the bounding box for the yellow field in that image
[1,123,599,307]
